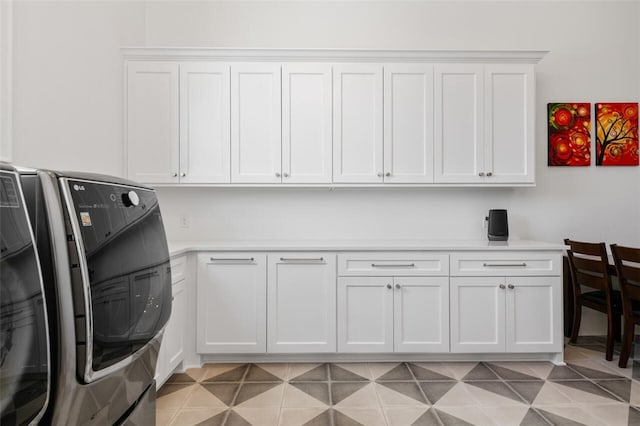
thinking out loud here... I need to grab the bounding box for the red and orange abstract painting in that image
[595,103,639,166]
[548,103,591,166]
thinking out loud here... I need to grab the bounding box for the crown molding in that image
[122,47,549,63]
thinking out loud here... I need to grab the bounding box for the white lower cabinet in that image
[267,253,336,353]
[157,256,187,388]
[337,276,449,353]
[189,248,562,360]
[196,253,267,353]
[450,252,562,354]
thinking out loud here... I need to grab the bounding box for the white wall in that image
[9,1,640,334]
[0,1,13,162]
[12,1,145,175]
[142,0,640,247]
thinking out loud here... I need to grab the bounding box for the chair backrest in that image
[611,244,640,305]
[564,239,611,292]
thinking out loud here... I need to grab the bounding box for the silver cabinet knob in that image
[172,173,178,177]
[283,172,289,178]
[275,172,281,178]
[181,172,186,177]
[499,284,506,289]
[479,172,485,177]
[385,172,391,177]
[486,172,493,177]
[386,284,392,289]
[377,172,383,178]
[507,284,515,289]
[395,283,401,289]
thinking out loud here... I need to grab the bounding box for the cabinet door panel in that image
[384,65,434,183]
[165,280,185,372]
[333,65,383,183]
[282,64,332,183]
[506,276,561,352]
[394,277,449,352]
[197,253,266,353]
[485,65,534,183]
[127,62,179,183]
[434,64,483,183]
[180,63,230,183]
[267,254,336,352]
[450,277,505,352]
[338,277,393,352]
[231,64,281,183]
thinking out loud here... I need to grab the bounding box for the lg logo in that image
[73,184,85,191]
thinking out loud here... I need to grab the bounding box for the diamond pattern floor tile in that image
[330,364,369,382]
[376,363,414,381]
[519,407,552,426]
[157,338,640,425]
[461,363,499,381]
[418,381,458,405]
[505,380,545,404]
[203,365,249,383]
[408,363,457,381]
[286,382,330,406]
[244,365,284,382]
[200,383,240,407]
[375,381,427,406]
[289,364,328,382]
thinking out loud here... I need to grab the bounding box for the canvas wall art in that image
[595,103,639,166]
[548,103,591,166]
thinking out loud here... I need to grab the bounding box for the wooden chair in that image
[611,244,640,368]
[565,239,621,361]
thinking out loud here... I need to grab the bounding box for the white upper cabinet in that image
[126,62,179,184]
[384,65,434,183]
[434,63,535,184]
[434,64,484,184]
[282,64,333,183]
[333,64,384,183]
[180,63,231,183]
[231,64,282,183]
[484,65,534,184]
[125,49,543,186]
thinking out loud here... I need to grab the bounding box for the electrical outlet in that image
[180,215,190,229]
[482,214,488,228]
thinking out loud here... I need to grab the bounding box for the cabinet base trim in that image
[192,351,564,366]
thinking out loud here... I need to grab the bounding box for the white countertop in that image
[168,239,566,257]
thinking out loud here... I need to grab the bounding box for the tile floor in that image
[156,338,640,425]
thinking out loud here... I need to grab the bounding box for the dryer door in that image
[0,170,50,425]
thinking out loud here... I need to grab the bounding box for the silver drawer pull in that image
[210,257,255,262]
[483,262,527,267]
[280,257,324,262]
[371,263,415,268]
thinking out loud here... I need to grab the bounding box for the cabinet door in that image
[180,63,230,183]
[450,277,505,353]
[484,65,535,184]
[282,64,332,183]
[434,64,483,183]
[196,253,266,353]
[337,277,393,352]
[333,64,383,183]
[394,277,449,353]
[126,62,179,183]
[164,279,186,374]
[231,64,281,183]
[506,276,562,353]
[384,65,434,183]
[267,253,336,353]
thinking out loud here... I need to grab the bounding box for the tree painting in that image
[595,103,639,166]
[548,103,591,166]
